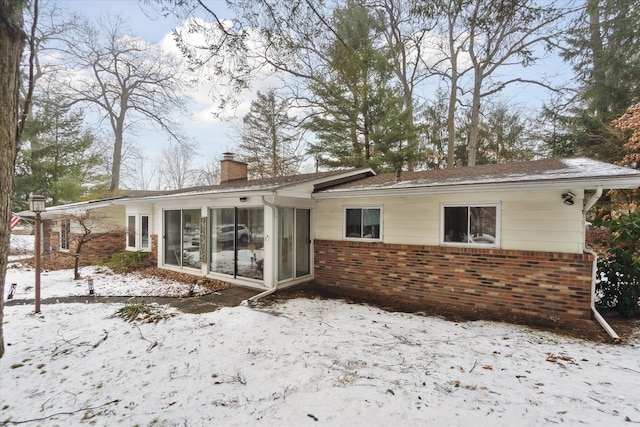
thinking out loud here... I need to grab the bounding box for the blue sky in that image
[52,0,572,187]
[56,0,239,180]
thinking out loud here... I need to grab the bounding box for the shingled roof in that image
[313,158,640,197]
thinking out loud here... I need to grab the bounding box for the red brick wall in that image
[149,235,158,263]
[220,159,248,183]
[313,240,594,322]
[46,232,124,265]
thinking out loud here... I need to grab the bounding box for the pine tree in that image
[14,98,103,211]
[237,90,304,178]
[306,1,415,172]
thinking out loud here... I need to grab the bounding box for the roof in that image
[313,158,640,198]
[32,169,375,214]
[120,168,375,201]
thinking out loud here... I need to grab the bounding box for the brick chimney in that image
[220,152,248,184]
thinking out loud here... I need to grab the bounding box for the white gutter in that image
[245,196,280,306]
[583,186,620,342]
[313,176,640,199]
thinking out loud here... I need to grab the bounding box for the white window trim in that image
[60,219,70,252]
[126,214,151,252]
[440,202,501,248]
[343,206,383,242]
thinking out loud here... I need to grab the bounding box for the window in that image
[60,219,70,251]
[345,207,381,240]
[442,203,499,247]
[210,207,264,280]
[126,215,150,251]
[164,209,201,269]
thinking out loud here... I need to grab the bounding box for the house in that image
[35,155,640,332]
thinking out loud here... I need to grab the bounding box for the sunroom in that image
[121,156,374,291]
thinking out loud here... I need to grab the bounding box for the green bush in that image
[596,211,640,317]
[96,251,152,273]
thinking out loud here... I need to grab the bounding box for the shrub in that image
[96,251,152,273]
[596,211,640,317]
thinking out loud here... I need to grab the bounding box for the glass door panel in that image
[278,207,294,281]
[295,209,311,277]
[164,210,181,266]
[210,208,235,275]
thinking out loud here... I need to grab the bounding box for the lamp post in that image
[29,194,46,313]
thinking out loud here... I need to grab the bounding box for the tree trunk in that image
[0,0,26,358]
[587,0,605,118]
[468,68,482,167]
[447,73,458,169]
[109,115,125,192]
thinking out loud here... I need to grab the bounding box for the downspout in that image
[583,186,620,342]
[245,196,280,305]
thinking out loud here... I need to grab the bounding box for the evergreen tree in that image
[14,97,103,211]
[553,0,640,161]
[237,90,304,178]
[306,1,415,172]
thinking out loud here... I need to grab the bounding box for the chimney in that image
[220,152,248,184]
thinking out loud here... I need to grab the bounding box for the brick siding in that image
[47,230,125,265]
[313,240,594,322]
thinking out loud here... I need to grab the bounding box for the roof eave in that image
[312,176,640,199]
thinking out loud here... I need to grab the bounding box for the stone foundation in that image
[313,240,594,321]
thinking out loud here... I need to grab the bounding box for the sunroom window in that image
[210,207,264,280]
[442,204,499,246]
[345,207,381,240]
[164,209,201,269]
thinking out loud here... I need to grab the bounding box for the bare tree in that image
[67,211,122,280]
[159,141,199,190]
[419,0,570,166]
[465,0,566,166]
[54,14,188,191]
[196,156,221,186]
[120,146,160,191]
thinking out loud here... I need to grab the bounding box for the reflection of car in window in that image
[216,224,249,245]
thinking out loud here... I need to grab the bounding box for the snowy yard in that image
[1,234,639,426]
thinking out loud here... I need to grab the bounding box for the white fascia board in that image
[121,189,275,203]
[39,200,117,218]
[313,177,640,199]
[275,168,376,195]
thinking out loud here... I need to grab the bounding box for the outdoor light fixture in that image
[7,283,17,300]
[29,193,46,313]
[239,196,248,203]
[562,192,575,206]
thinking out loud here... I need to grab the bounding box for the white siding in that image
[315,189,585,253]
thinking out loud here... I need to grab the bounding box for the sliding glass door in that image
[278,208,311,281]
[164,209,201,269]
[210,207,264,280]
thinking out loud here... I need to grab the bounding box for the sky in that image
[56,0,244,178]
[3,234,639,425]
[49,0,573,188]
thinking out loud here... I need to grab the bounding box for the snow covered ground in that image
[2,234,639,426]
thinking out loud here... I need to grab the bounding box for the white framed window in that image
[60,219,70,251]
[441,203,500,247]
[344,207,382,241]
[126,214,150,251]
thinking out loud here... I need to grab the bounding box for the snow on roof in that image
[315,158,640,195]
